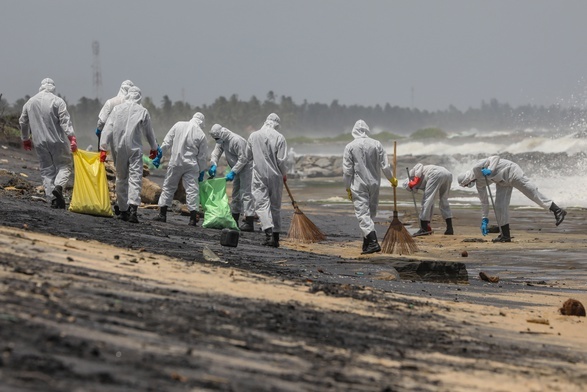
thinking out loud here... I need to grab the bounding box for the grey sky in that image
[2,0,587,111]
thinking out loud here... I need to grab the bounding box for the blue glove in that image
[198,171,205,182]
[226,171,235,181]
[481,217,489,236]
[95,128,101,137]
[152,156,160,168]
[481,168,492,176]
[208,164,217,178]
[156,146,163,160]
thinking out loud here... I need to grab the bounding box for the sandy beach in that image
[1,143,586,391]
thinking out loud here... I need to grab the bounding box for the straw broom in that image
[381,141,418,255]
[284,180,326,243]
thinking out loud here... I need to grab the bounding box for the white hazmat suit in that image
[246,113,288,246]
[19,78,76,204]
[209,124,254,219]
[343,120,394,252]
[458,155,566,242]
[96,80,133,162]
[157,113,208,214]
[99,87,158,216]
[97,80,134,132]
[406,163,453,235]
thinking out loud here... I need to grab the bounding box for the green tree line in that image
[2,91,584,147]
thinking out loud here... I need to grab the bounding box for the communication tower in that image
[92,41,102,101]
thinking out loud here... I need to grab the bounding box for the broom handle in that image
[393,141,397,212]
[484,174,502,235]
[283,180,298,209]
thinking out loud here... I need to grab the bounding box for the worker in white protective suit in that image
[403,163,454,236]
[457,155,566,243]
[208,124,255,231]
[95,79,134,155]
[99,86,159,223]
[152,112,208,226]
[19,78,78,209]
[342,120,397,254]
[246,113,288,247]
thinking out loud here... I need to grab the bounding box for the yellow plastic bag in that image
[69,149,113,217]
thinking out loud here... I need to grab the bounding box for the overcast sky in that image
[2,0,587,111]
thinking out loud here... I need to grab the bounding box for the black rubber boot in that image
[52,185,66,209]
[119,209,130,221]
[492,224,511,243]
[550,202,567,226]
[239,216,255,232]
[128,204,139,223]
[362,231,381,254]
[113,205,120,216]
[262,228,275,247]
[232,213,240,224]
[273,232,280,248]
[362,237,368,252]
[50,198,58,209]
[413,220,432,237]
[153,206,167,222]
[444,218,454,235]
[188,210,199,226]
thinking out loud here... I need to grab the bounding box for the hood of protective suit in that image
[458,170,476,187]
[351,120,370,139]
[126,86,142,104]
[39,78,56,93]
[118,80,134,97]
[209,123,228,140]
[192,112,205,128]
[264,113,280,129]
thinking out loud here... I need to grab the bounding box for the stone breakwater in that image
[215,150,583,179]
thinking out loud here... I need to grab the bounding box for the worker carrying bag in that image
[199,178,239,230]
[69,149,113,217]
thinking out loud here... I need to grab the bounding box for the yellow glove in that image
[346,188,353,201]
[390,177,398,187]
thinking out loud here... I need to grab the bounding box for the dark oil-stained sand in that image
[1,143,586,391]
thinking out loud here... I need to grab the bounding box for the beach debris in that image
[203,246,227,263]
[462,238,486,243]
[461,250,468,257]
[526,318,549,325]
[479,271,499,283]
[559,299,586,317]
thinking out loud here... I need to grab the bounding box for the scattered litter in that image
[479,271,499,283]
[203,246,227,263]
[31,196,47,203]
[462,238,486,243]
[559,299,586,317]
[19,173,28,178]
[526,318,549,325]
[461,250,468,257]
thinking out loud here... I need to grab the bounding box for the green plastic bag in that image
[69,149,113,217]
[199,178,238,230]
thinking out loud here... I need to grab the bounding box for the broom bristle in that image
[381,216,418,255]
[287,208,326,243]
